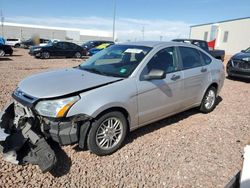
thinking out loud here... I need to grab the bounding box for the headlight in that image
[33,48,41,51]
[35,96,80,118]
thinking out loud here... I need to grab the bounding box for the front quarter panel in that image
[67,78,138,130]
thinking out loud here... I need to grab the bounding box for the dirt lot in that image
[0,49,249,187]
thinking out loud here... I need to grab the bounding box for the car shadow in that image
[0,57,13,61]
[125,96,223,145]
[48,140,72,177]
[11,54,22,57]
[227,76,250,83]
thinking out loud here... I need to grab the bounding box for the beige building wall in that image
[190,18,250,55]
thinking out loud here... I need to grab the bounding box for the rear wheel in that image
[41,51,50,59]
[74,52,81,58]
[200,86,217,113]
[87,111,128,156]
[14,44,20,48]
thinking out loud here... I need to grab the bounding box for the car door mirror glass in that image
[241,50,246,53]
[143,69,166,80]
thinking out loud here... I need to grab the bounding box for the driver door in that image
[137,47,184,125]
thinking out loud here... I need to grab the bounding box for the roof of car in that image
[173,39,206,42]
[120,41,189,48]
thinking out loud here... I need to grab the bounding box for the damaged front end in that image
[0,101,57,173]
[0,88,92,173]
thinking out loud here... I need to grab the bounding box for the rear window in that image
[7,39,18,41]
[179,47,203,69]
[199,51,212,65]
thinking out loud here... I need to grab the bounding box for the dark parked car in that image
[0,44,13,56]
[173,39,225,61]
[29,41,84,59]
[22,38,49,48]
[81,40,114,56]
[227,47,250,79]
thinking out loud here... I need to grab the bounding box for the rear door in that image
[137,46,184,125]
[53,42,66,56]
[178,46,210,108]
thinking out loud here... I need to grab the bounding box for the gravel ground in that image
[0,49,249,187]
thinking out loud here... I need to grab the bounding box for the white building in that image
[1,22,112,43]
[190,17,250,55]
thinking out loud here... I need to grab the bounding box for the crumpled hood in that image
[232,52,250,61]
[18,68,122,98]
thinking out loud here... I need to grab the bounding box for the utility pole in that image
[112,0,117,42]
[1,10,4,37]
[142,26,144,41]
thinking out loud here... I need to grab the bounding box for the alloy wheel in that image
[95,117,123,150]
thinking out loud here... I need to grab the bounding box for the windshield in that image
[245,47,250,53]
[79,45,152,78]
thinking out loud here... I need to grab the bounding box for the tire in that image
[74,52,81,59]
[199,86,217,113]
[41,51,50,59]
[14,44,20,48]
[87,111,128,156]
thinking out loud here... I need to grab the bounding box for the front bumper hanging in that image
[0,102,57,173]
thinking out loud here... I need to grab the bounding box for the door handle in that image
[201,67,207,72]
[171,74,181,81]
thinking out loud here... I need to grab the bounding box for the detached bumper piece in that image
[0,102,57,173]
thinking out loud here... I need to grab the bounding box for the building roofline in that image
[190,17,250,27]
[4,22,112,37]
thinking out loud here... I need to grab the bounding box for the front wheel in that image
[41,51,50,59]
[87,111,128,156]
[199,86,217,113]
[74,52,82,58]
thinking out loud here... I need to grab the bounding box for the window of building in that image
[223,31,229,43]
[203,32,208,41]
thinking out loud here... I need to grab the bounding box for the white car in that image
[39,39,60,47]
[5,38,22,48]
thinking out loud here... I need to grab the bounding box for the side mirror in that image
[241,50,246,53]
[143,69,166,80]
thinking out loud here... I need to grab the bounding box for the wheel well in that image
[209,83,218,91]
[95,107,131,131]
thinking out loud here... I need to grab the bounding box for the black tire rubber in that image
[199,86,217,113]
[87,111,128,156]
[14,44,20,48]
[74,52,81,59]
[41,51,50,59]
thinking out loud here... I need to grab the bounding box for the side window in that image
[145,47,178,74]
[179,47,203,70]
[67,43,75,49]
[200,51,212,65]
[56,42,64,49]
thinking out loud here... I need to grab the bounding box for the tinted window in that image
[200,51,212,65]
[55,42,65,49]
[67,43,79,49]
[179,47,203,69]
[7,39,18,41]
[145,47,178,74]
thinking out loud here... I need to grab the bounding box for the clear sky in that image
[1,0,250,41]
